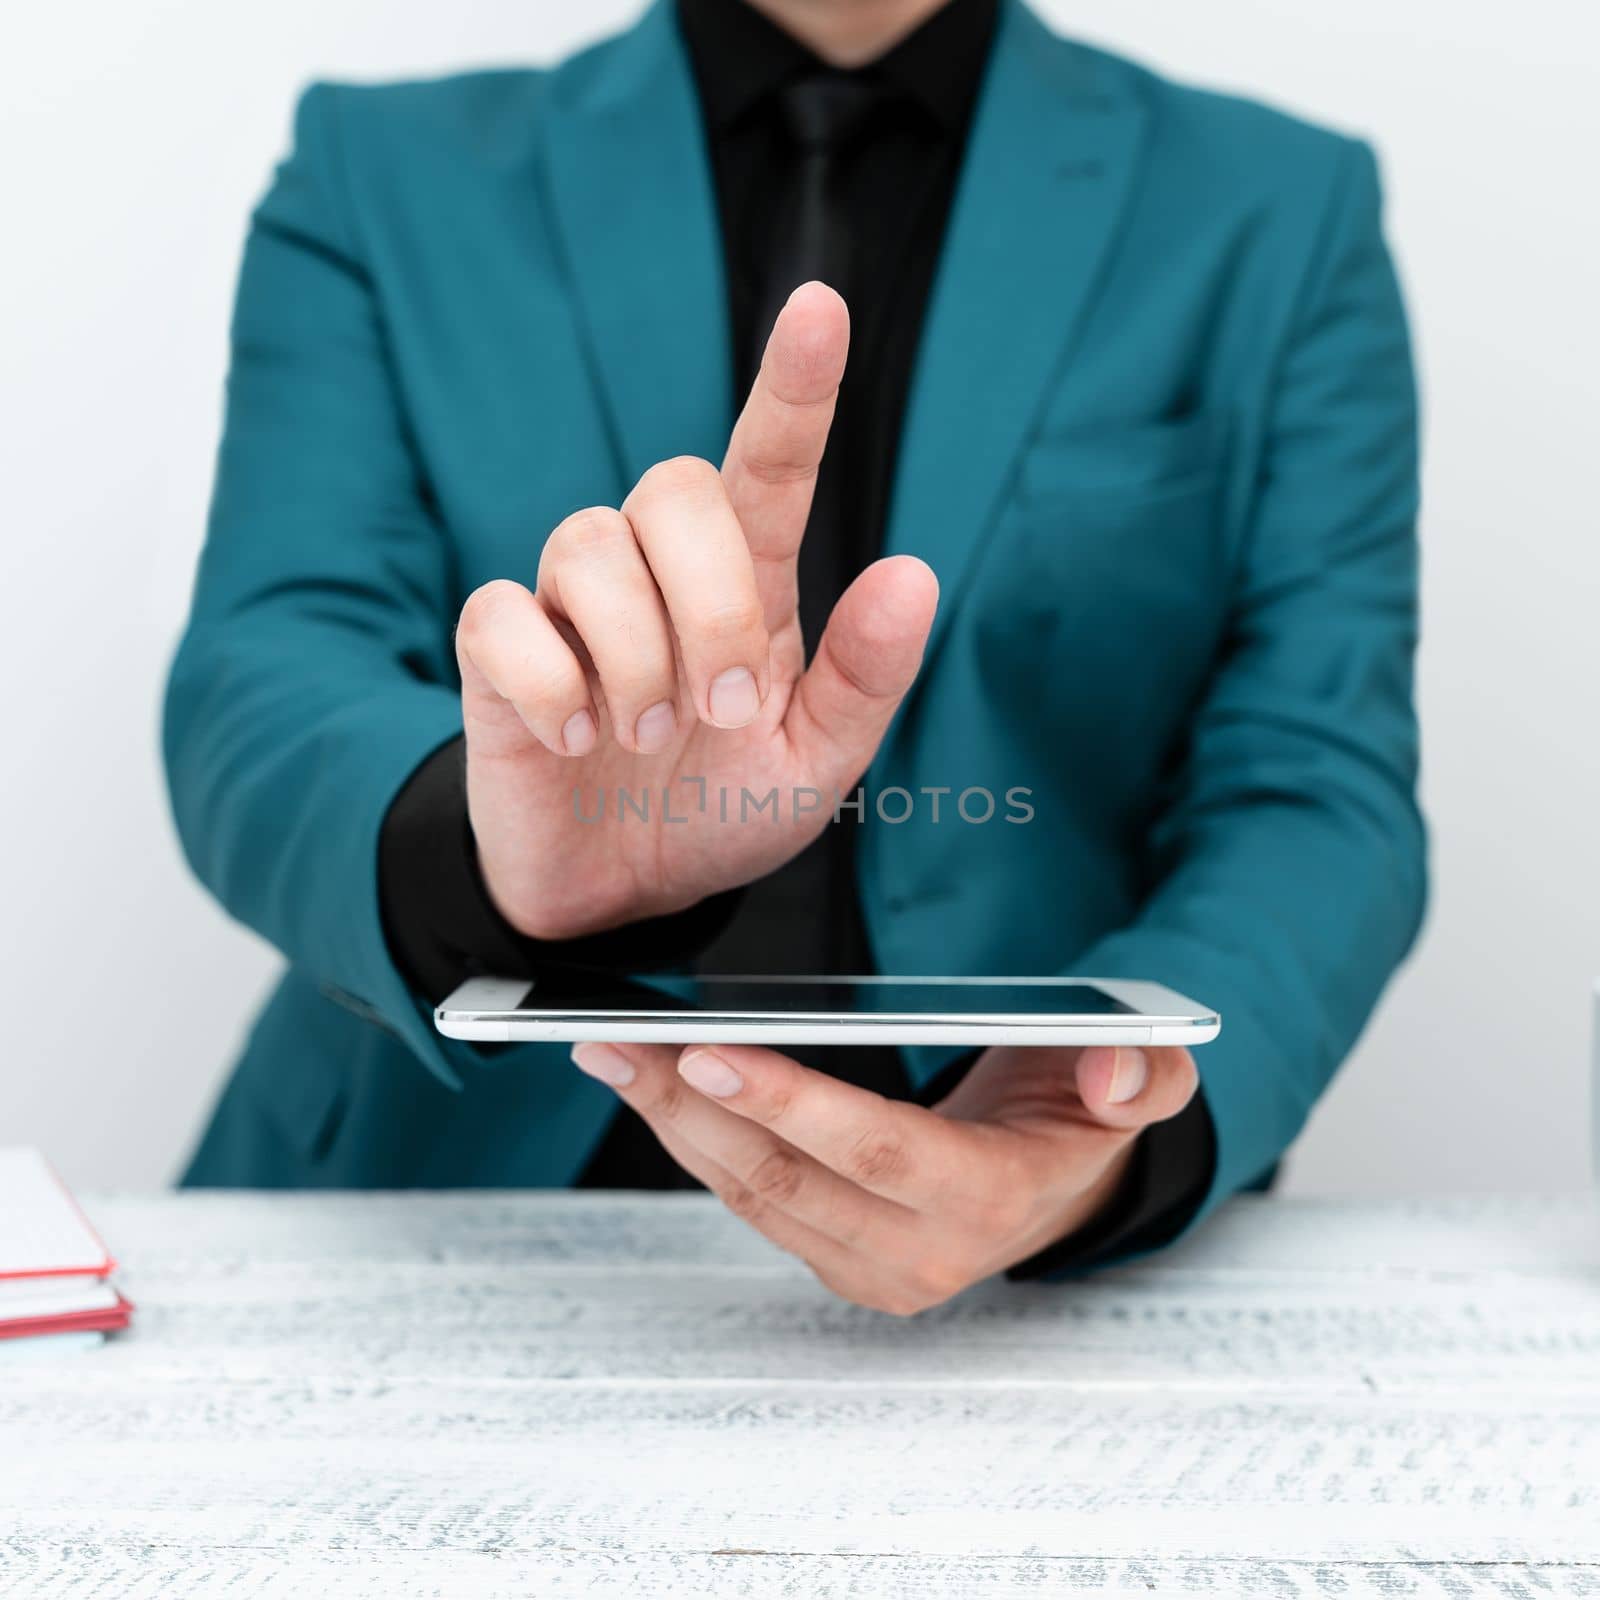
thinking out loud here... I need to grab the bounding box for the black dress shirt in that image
[378,0,1217,1271]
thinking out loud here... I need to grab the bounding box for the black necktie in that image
[751,73,886,385]
[750,72,890,662]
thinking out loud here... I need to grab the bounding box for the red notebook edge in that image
[0,1290,134,1342]
[0,1261,117,1282]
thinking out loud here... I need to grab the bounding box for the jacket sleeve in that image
[1070,138,1426,1230]
[163,84,468,1086]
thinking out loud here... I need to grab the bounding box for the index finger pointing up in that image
[721,281,849,632]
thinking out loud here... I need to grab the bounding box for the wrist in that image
[479,857,697,944]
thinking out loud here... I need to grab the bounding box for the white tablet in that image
[434,973,1220,1049]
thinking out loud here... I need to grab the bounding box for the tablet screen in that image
[509,973,1136,1018]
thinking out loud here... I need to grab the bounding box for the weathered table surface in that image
[2,1192,1598,1597]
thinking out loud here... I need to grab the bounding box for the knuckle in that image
[901,1260,965,1313]
[551,505,632,561]
[875,1283,937,1319]
[611,657,682,706]
[807,1261,884,1313]
[808,1264,865,1308]
[525,658,588,713]
[845,1130,911,1189]
[634,454,722,507]
[824,1195,870,1249]
[650,1076,689,1125]
[760,1083,798,1127]
[880,1297,926,1320]
[718,1180,768,1225]
[737,443,817,488]
[458,578,524,642]
[747,1145,806,1206]
[693,596,765,645]
[804,1262,940,1320]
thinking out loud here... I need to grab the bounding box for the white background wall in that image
[2,1,1596,1194]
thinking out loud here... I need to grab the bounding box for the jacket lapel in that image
[541,1,732,486]
[881,0,1149,668]
[542,0,1148,656]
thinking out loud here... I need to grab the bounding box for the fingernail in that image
[562,708,597,756]
[634,700,677,754]
[708,666,760,728]
[571,1043,635,1088]
[1106,1047,1149,1104]
[679,1050,743,1099]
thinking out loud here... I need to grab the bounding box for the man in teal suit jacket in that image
[167,0,1423,1308]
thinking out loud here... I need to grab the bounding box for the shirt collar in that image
[677,0,998,134]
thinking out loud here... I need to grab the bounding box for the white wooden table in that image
[2,1193,1598,1597]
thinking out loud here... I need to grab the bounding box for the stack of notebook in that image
[0,1146,133,1352]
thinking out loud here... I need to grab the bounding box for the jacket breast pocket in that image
[972,413,1232,743]
[1017,411,1226,511]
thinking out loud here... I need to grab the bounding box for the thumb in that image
[1074,1046,1200,1132]
[784,554,938,791]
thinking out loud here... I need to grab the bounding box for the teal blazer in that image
[168,0,1425,1231]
